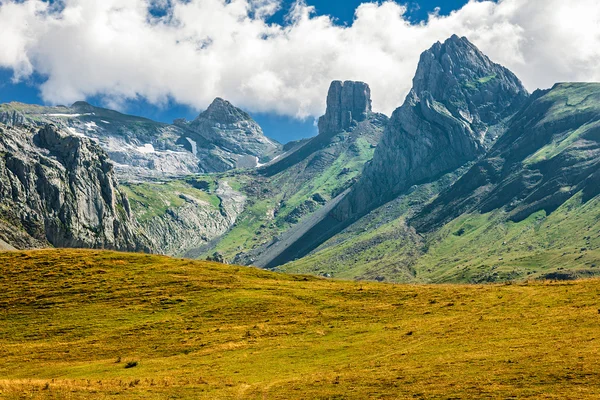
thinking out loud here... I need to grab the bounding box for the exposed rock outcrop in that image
[337,35,529,219]
[141,181,246,257]
[260,80,386,177]
[0,109,25,127]
[412,82,600,231]
[318,81,372,134]
[0,123,149,251]
[0,99,282,180]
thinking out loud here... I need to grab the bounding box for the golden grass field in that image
[1,249,600,399]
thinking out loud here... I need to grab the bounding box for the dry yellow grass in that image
[1,249,599,399]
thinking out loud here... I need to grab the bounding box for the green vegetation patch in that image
[122,178,221,222]
[464,74,497,89]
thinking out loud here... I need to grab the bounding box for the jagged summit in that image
[412,35,528,128]
[318,80,372,134]
[338,35,530,219]
[197,97,253,124]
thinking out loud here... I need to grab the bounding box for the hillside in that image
[184,81,387,264]
[1,250,600,399]
[282,83,600,283]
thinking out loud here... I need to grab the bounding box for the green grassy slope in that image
[283,83,600,283]
[200,121,384,262]
[121,178,221,223]
[284,191,600,284]
[2,250,600,399]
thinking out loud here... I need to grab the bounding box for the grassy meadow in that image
[1,249,600,398]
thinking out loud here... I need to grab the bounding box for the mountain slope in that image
[264,35,529,268]
[195,81,387,265]
[0,123,148,251]
[282,82,600,283]
[413,82,600,231]
[176,97,281,171]
[2,249,600,399]
[0,99,281,179]
[337,34,529,220]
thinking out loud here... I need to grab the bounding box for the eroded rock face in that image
[0,123,149,251]
[318,81,372,134]
[336,35,529,219]
[144,182,247,257]
[412,83,600,231]
[259,36,529,268]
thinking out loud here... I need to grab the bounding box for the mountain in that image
[3,35,600,285]
[0,123,148,251]
[185,81,387,264]
[281,82,600,283]
[175,97,281,171]
[338,35,529,219]
[413,82,600,231]
[0,99,281,180]
[262,35,529,268]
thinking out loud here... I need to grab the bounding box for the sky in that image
[0,0,599,143]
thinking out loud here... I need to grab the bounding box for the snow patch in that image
[66,127,86,137]
[136,144,155,154]
[44,113,94,118]
[84,121,98,131]
[185,137,198,156]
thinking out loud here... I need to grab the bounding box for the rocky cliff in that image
[260,80,385,177]
[337,35,529,219]
[317,81,372,134]
[123,179,247,257]
[0,123,149,251]
[412,82,600,231]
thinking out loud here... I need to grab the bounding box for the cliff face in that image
[317,81,372,134]
[0,99,282,180]
[0,123,149,251]
[260,80,386,178]
[261,36,529,268]
[412,82,600,231]
[335,35,529,220]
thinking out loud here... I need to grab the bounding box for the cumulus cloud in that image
[0,0,599,118]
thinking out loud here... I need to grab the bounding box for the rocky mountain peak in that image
[197,97,252,125]
[70,101,96,113]
[412,35,528,127]
[318,80,372,134]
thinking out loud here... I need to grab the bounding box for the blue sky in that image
[0,0,470,143]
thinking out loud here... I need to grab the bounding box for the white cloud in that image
[0,0,599,119]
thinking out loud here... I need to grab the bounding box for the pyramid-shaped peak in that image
[412,35,528,116]
[197,97,252,124]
